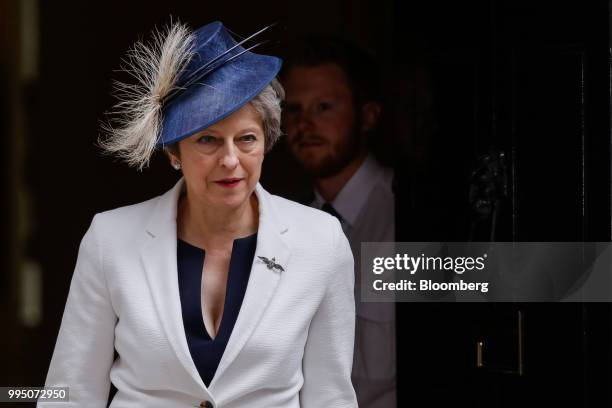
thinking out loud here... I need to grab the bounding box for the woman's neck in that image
[177,192,259,249]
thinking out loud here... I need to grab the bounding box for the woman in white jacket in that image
[41,20,357,408]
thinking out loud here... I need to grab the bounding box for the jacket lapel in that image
[210,183,290,388]
[139,179,211,394]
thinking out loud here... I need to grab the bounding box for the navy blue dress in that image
[176,233,257,387]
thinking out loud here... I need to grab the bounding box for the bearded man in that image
[281,36,397,408]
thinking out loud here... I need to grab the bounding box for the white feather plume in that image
[99,22,195,170]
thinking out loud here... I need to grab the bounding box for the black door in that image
[393,1,611,407]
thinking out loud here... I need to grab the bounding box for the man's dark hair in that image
[280,35,381,107]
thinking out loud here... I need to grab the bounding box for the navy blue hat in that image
[159,21,282,146]
[100,20,281,170]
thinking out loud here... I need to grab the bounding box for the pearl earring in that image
[172,161,181,170]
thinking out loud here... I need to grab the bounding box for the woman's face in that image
[176,103,265,210]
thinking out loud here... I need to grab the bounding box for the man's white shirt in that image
[312,155,397,408]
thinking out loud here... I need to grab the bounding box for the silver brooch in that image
[257,256,285,272]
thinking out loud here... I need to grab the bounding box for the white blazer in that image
[41,179,357,408]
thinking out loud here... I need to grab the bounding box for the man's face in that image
[282,63,363,178]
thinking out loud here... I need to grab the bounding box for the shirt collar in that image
[313,155,388,227]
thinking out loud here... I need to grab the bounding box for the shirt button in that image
[199,401,213,408]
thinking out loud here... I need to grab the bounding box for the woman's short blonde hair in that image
[165,78,285,157]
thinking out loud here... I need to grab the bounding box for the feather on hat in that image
[99,22,195,170]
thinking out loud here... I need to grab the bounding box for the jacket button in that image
[199,401,213,408]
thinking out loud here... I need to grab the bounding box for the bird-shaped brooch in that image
[257,256,285,272]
